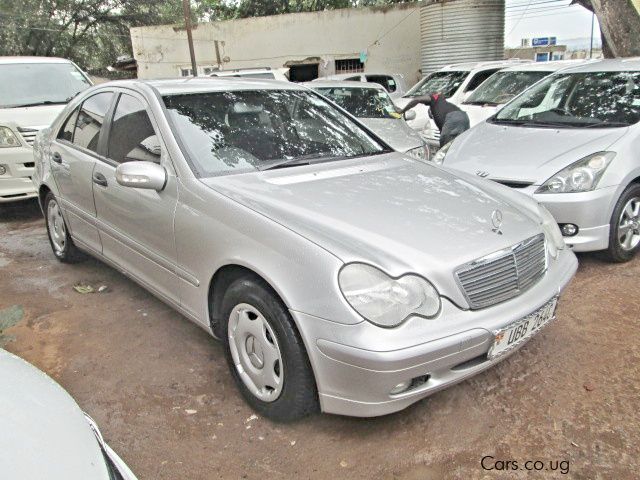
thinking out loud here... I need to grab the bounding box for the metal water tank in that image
[420,0,505,74]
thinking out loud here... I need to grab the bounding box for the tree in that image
[573,0,640,57]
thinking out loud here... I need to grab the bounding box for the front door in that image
[91,91,180,304]
[50,92,115,252]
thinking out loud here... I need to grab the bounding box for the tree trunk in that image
[574,0,640,57]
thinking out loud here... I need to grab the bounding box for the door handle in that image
[92,172,108,187]
[52,152,62,164]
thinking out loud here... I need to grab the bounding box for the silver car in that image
[307,80,429,161]
[437,58,640,262]
[0,349,137,479]
[33,78,577,420]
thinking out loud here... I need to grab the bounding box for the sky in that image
[504,0,602,48]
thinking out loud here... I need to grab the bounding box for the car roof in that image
[553,57,640,73]
[0,56,75,65]
[439,59,533,72]
[306,80,386,90]
[98,77,306,95]
[498,59,588,73]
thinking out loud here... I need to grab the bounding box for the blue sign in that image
[532,37,557,47]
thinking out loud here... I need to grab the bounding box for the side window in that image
[465,69,499,92]
[74,92,114,153]
[57,107,80,142]
[107,94,160,164]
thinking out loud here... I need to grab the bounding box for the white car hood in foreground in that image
[0,349,111,480]
[0,104,67,128]
[358,118,425,152]
[445,121,629,184]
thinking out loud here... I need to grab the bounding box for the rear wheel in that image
[44,192,85,263]
[219,275,318,422]
[606,184,640,262]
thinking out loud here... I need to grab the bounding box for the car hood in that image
[0,104,67,129]
[0,349,111,480]
[359,118,424,152]
[202,153,543,302]
[445,121,629,184]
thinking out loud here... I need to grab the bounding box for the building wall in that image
[131,3,421,84]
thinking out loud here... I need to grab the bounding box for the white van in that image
[438,58,640,261]
[0,57,92,203]
[395,60,531,152]
[460,60,584,127]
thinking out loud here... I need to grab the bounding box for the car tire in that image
[44,192,85,263]
[219,275,318,422]
[605,184,640,263]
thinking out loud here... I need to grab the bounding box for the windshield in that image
[163,89,387,177]
[405,70,468,98]
[315,87,399,119]
[493,71,640,128]
[0,63,91,108]
[464,70,550,106]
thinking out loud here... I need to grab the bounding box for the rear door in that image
[91,90,180,304]
[50,91,115,252]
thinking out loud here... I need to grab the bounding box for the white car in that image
[460,60,585,127]
[0,56,92,203]
[395,60,532,150]
[313,73,408,100]
[210,67,290,81]
[437,58,640,262]
[0,349,137,479]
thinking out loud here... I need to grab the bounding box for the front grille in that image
[17,127,40,146]
[455,234,547,309]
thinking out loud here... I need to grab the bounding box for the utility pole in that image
[589,12,595,58]
[182,0,197,76]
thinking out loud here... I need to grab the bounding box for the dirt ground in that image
[1,199,638,480]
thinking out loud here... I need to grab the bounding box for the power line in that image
[505,0,567,9]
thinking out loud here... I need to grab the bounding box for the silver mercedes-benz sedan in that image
[32,78,577,421]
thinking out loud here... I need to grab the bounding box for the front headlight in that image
[338,263,441,327]
[405,145,429,162]
[432,141,453,165]
[0,127,20,148]
[538,204,565,259]
[536,152,615,194]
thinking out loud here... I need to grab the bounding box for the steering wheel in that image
[493,93,514,104]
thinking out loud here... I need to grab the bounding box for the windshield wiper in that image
[7,94,79,109]
[463,101,500,106]
[260,153,347,171]
[582,120,630,128]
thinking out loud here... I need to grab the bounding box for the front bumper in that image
[293,248,577,417]
[524,185,618,252]
[0,147,37,203]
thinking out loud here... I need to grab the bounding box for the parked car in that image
[0,348,137,479]
[395,60,532,152]
[313,72,408,100]
[307,80,429,160]
[436,58,640,262]
[460,60,584,127]
[210,67,289,81]
[33,78,577,420]
[0,56,92,203]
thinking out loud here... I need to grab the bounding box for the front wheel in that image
[219,276,318,422]
[606,184,640,262]
[44,192,85,263]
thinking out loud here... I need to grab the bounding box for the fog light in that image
[389,380,411,395]
[560,223,579,237]
[0,165,6,175]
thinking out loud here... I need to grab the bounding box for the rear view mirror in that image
[115,161,167,191]
[403,110,417,121]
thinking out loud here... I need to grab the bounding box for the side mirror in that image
[115,161,167,191]
[403,110,417,121]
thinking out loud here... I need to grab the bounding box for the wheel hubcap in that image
[228,303,284,402]
[47,200,66,254]
[618,197,640,251]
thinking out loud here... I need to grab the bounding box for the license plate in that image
[488,298,558,359]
